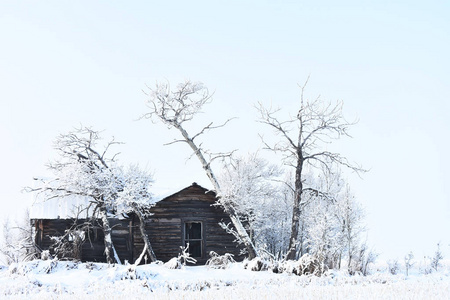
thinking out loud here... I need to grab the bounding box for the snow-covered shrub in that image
[350,244,378,276]
[206,251,235,269]
[0,210,39,265]
[244,254,323,276]
[275,260,296,274]
[404,251,414,276]
[419,256,433,275]
[49,228,85,261]
[276,254,321,276]
[122,265,138,280]
[165,246,198,270]
[178,245,197,266]
[164,257,182,270]
[45,258,58,274]
[387,259,400,275]
[296,253,321,276]
[244,257,271,272]
[41,250,51,261]
[85,261,96,271]
[431,242,444,272]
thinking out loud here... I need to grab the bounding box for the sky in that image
[0,1,449,260]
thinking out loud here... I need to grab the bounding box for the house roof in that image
[156,182,216,201]
[30,182,216,219]
[30,194,94,220]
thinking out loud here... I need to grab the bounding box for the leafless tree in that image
[431,242,443,272]
[143,80,258,259]
[29,127,123,264]
[337,184,365,272]
[256,78,366,260]
[404,251,414,276]
[354,242,378,276]
[0,209,38,265]
[29,127,157,264]
[387,259,400,275]
[48,208,91,261]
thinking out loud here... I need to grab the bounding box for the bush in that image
[387,259,400,275]
[206,251,235,269]
[295,254,321,276]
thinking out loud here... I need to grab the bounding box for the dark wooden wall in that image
[136,183,244,264]
[32,218,133,263]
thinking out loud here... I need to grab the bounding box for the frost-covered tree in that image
[116,165,157,264]
[300,167,345,270]
[353,242,378,275]
[216,151,366,269]
[218,153,283,254]
[387,259,400,275]
[270,163,367,273]
[259,177,293,259]
[336,185,365,271]
[303,197,338,272]
[0,210,38,265]
[143,80,258,259]
[0,218,18,265]
[404,251,414,276]
[31,127,156,264]
[431,242,443,272]
[257,78,366,260]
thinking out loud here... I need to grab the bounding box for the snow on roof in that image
[30,182,214,219]
[151,182,207,202]
[30,194,93,219]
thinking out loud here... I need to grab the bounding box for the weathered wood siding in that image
[32,218,133,263]
[134,183,245,264]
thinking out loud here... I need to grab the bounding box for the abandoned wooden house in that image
[31,183,244,264]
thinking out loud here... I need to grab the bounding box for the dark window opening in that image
[184,222,202,258]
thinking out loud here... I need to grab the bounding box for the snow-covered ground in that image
[1,260,449,299]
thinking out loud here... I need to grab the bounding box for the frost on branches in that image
[257,78,367,260]
[218,153,287,257]
[215,150,367,275]
[143,80,258,259]
[141,79,369,273]
[30,126,156,264]
[0,210,38,265]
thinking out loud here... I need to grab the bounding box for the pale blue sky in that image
[1,1,449,260]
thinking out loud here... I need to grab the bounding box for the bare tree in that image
[337,184,365,272]
[353,242,378,276]
[143,80,258,259]
[257,79,366,260]
[404,251,414,276]
[387,259,400,275]
[47,208,90,261]
[116,165,158,264]
[30,127,157,264]
[218,153,282,251]
[0,209,38,265]
[431,242,443,272]
[30,127,123,264]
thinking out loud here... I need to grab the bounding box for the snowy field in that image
[1,260,449,299]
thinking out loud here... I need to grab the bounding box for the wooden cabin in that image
[31,183,244,264]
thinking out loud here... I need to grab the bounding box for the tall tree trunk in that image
[347,233,352,272]
[133,208,157,264]
[175,124,258,259]
[99,208,122,265]
[286,155,303,260]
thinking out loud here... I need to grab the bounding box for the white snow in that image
[1,259,449,299]
[29,182,190,220]
[30,195,93,219]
